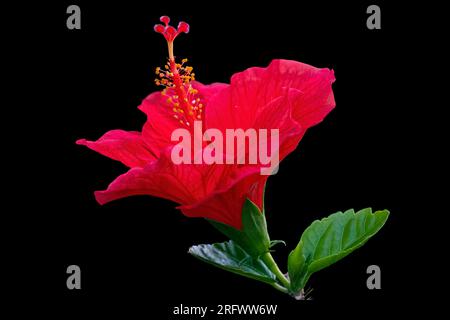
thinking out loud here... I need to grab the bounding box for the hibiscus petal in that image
[247,176,268,211]
[138,83,228,158]
[179,165,264,229]
[93,148,247,206]
[207,88,305,167]
[251,59,336,129]
[252,89,306,161]
[206,59,335,132]
[94,150,198,206]
[191,81,228,104]
[94,145,264,229]
[138,91,182,158]
[76,130,156,168]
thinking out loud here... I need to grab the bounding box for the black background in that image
[8,0,433,317]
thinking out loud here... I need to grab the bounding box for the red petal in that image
[191,81,228,107]
[254,89,306,161]
[94,147,264,229]
[138,91,182,159]
[178,164,264,229]
[94,150,197,206]
[247,177,268,211]
[206,87,305,163]
[206,59,334,163]
[290,68,336,129]
[251,59,335,129]
[76,130,156,168]
[202,59,335,214]
[207,59,335,132]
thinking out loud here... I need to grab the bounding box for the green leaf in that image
[288,208,390,293]
[208,199,271,257]
[189,240,277,284]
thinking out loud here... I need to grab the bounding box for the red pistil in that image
[154,16,201,127]
[154,16,190,44]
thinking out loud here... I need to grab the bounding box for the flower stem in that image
[271,282,289,294]
[261,252,290,290]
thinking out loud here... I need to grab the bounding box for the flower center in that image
[154,16,202,127]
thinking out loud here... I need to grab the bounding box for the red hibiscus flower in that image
[77,16,335,229]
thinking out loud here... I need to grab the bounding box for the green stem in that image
[271,282,289,294]
[261,252,290,290]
